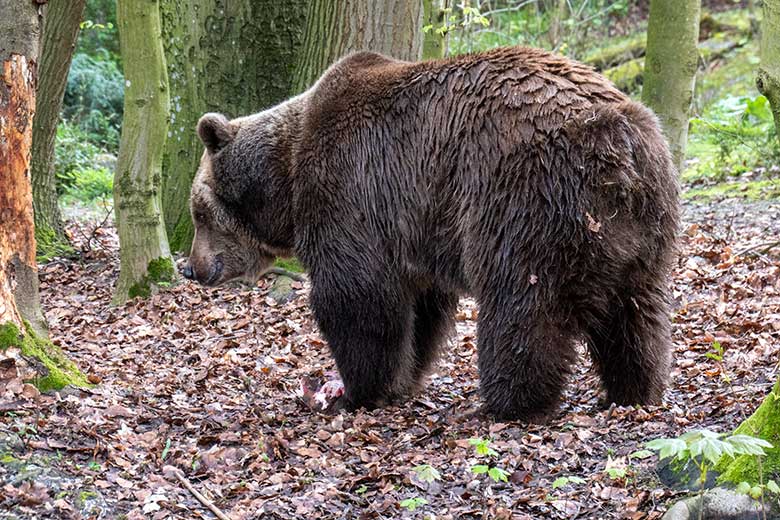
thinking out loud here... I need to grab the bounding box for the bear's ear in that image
[197,113,236,154]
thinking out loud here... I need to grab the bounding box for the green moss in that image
[584,32,646,70]
[0,452,20,465]
[718,381,780,484]
[127,256,176,300]
[35,226,74,263]
[147,256,175,283]
[604,58,645,95]
[274,257,305,273]
[169,216,193,254]
[683,180,780,201]
[78,490,98,502]
[0,322,21,350]
[0,320,90,391]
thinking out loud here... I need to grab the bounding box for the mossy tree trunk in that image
[113,0,174,304]
[31,0,86,261]
[757,0,780,140]
[292,0,424,93]
[159,1,308,253]
[642,0,701,173]
[422,0,450,60]
[0,0,88,390]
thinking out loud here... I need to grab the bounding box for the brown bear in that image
[182,46,679,421]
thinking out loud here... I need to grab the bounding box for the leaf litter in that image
[0,197,779,519]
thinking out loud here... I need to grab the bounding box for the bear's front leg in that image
[309,276,416,411]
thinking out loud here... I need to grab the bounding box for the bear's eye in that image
[193,210,209,225]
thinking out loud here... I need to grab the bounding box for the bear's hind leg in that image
[409,288,458,386]
[585,281,672,406]
[477,303,578,421]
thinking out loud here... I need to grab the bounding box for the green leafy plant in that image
[412,464,442,484]
[63,167,113,203]
[468,437,509,483]
[399,496,428,512]
[551,475,586,490]
[647,430,773,520]
[736,479,780,500]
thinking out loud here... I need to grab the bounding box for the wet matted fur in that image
[186,46,680,421]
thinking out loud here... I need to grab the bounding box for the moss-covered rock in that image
[718,380,780,485]
[683,180,780,201]
[0,320,90,391]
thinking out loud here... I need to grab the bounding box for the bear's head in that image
[181,111,297,286]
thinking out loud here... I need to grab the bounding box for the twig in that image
[264,267,306,282]
[736,241,780,257]
[172,469,232,520]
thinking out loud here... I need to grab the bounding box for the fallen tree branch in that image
[172,469,232,520]
[736,241,780,257]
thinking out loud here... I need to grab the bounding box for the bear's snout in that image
[180,255,223,285]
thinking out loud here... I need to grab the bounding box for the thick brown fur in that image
[185,46,680,421]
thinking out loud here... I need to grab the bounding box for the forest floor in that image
[1,195,779,520]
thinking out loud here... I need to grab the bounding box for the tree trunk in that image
[641,0,701,173]
[292,0,424,93]
[422,0,450,60]
[757,0,780,141]
[31,0,86,260]
[548,0,569,51]
[1,0,46,335]
[113,0,174,304]
[159,1,308,253]
[0,0,88,390]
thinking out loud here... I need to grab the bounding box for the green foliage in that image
[54,120,104,189]
[468,437,498,458]
[63,53,124,151]
[76,0,119,62]
[63,167,113,203]
[399,496,428,512]
[736,479,780,500]
[687,95,779,183]
[551,475,586,489]
[412,464,441,484]
[648,430,772,467]
[648,429,773,503]
[449,0,631,58]
[467,437,510,483]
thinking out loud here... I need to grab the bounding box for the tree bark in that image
[757,0,780,141]
[642,0,701,173]
[422,0,450,60]
[292,0,424,93]
[0,0,88,390]
[113,0,174,304]
[0,0,46,335]
[31,0,86,259]
[159,0,308,253]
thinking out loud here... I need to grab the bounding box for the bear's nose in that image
[180,262,195,280]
